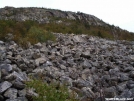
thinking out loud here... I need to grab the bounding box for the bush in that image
[26,79,78,101]
[26,26,56,44]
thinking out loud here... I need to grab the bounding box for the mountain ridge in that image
[0,6,134,41]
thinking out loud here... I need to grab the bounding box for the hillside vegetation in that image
[0,19,134,47]
[0,7,134,47]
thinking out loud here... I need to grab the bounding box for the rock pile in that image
[0,33,134,101]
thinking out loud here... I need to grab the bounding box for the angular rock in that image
[0,81,12,93]
[34,42,43,49]
[81,50,91,58]
[120,89,132,98]
[35,57,46,66]
[0,64,12,73]
[4,88,17,99]
[82,60,92,69]
[129,71,134,78]
[12,79,25,90]
[18,89,27,97]
[81,87,95,98]
[32,53,41,59]
[104,86,117,98]
[5,71,29,82]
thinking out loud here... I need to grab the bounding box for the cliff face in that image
[0,6,106,26]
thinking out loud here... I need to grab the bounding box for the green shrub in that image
[26,79,78,101]
[26,26,56,44]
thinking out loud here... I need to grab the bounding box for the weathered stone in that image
[0,64,12,73]
[59,64,66,70]
[82,60,92,69]
[104,86,117,98]
[34,42,43,49]
[26,88,39,99]
[32,53,41,59]
[45,61,53,66]
[130,88,134,97]
[116,82,127,93]
[35,57,46,66]
[81,50,91,58]
[18,89,27,97]
[0,81,12,93]
[129,71,134,78]
[120,90,132,98]
[119,73,129,82]
[127,80,134,89]
[81,87,95,98]
[4,88,17,99]
[6,97,28,101]
[12,79,25,89]
[5,71,28,82]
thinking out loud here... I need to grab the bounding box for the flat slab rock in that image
[0,81,12,93]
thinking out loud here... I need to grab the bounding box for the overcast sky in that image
[0,0,134,32]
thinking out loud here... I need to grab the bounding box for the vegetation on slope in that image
[0,18,134,47]
[26,78,77,101]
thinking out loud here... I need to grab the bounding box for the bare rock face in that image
[0,6,106,26]
[0,33,134,100]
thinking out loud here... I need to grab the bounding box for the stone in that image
[60,64,66,70]
[18,89,27,97]
[130,55,134,61]
[116,82,127,93]
[32,53,41,59]
[73,35,85,43]
[60,76,72,86]
[119,73,129,82]
[5,71,28,82]
[81,50,91,58]
[6,97,28,101]
[130,88,134,97]
[0,41,4,45]
[45,61,53,66]
[26,88,39,99]
[12,79,25,90]
[129,71,134,78]
[4,88,17,99]
[35,57,46,66]
[81,87,95,98]
[16,97,28,101]
[104,86,117,98]
[82,60,92,69]
[0,81,12,93]
[120,90,132,98]
[0,64,12,73]
[34,42,43,49]
[127,80,134,89]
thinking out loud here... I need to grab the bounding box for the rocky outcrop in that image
[0,6,106,26]
[0,33,134,100]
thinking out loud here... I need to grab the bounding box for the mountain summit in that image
[0,6,134,41]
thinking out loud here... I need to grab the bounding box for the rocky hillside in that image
[0,33,134,101]
[0,6,134,41]
[0,6,105,26]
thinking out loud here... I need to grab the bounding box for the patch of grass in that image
[26,26,56,44]
[0,19,134,47]
[26,79,78,101]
